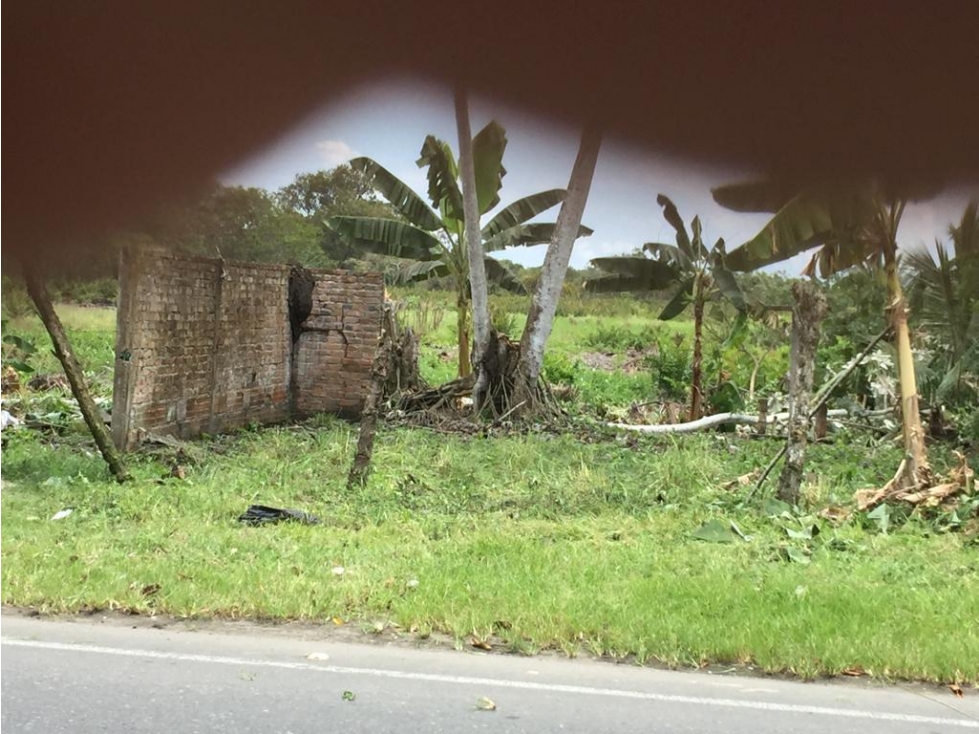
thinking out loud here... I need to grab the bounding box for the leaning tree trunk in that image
[689,277,705,422]
[454,86,490,389]
[777,281,828,505]
[513,125,602,412]
[23,264,130,482]
[882,238,931,488]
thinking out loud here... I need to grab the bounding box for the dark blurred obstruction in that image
[5,1,978,267]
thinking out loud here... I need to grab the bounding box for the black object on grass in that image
[237,505,321,526]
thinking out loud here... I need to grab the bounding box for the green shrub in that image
[582,323,664,352]
[490,302,520,339]
[645,336,690,401]
[542,352,579,385]
[957,406,979,445]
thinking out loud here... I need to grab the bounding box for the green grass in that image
[399,294,689,409]
[2,296,978,684]
[2,421,977,683]
[4,305,116,392]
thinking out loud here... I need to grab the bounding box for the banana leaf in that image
[483,222,592,252]
[481,190,567,239]
[590,256,679,286]
[722,185,878,272]
[326,216,440,260]
[417,136,464,224]
[472,121,507,214]
[484,256,527,294]
[656,194,694,263]
[658,277,695,320]
[347,157,441,232]
[394,259,450,284]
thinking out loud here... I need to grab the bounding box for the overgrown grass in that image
[396,294,690,409]
[3,305,116,391]
[2,421,977,684]
[2,296,978,684]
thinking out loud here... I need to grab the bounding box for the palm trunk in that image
[454,86,490,383]
[514,125,602,409]
[689,277,705,421]
[23,264,130,482]
[883,239,929,486]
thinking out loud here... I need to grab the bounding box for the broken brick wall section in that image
[112,247,383,450]
[293,272,384,418]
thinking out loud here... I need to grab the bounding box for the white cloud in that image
[314,140,358,167]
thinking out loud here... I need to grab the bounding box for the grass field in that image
[2,300,978,685]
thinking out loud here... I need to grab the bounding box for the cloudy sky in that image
[222,77,976,272]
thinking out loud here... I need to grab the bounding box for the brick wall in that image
[294,271,384,417]
[112,247,382,449]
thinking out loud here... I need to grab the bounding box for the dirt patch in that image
[579,348,654,374]
[579,352,618,371]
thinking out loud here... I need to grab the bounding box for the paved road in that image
[2,614,976,733]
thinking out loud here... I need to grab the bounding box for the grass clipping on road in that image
[2,417,977,686]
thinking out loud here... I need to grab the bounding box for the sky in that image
[222,77,977,273]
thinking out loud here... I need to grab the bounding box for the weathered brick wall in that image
[112,247,382,449]
[294,271,384,417]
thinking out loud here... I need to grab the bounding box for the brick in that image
[116,248,383,447]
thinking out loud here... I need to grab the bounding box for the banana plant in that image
[585,194,745,421]
[326,121,591,377]
[712,179,941,488]
[905,200,979,405]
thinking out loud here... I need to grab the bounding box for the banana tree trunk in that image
[23,264,130,482]
[883,241,929,486]
[454,86,490,381]
[689,276,705,421]
[514,125,602,409]
[457,290,472,378]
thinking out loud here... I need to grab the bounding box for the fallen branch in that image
[397,375,475,413]
[751,331,890,498]
[608,409,847,434]
[749,446,786,500]
[811,327,891,409]
[854,451,973,511]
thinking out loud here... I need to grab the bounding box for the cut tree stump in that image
[777,281,828,505]
[347,301,423,489]
[347,331,391,489]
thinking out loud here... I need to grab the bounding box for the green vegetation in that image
[3,302,977,685]
[2,156,976,685]
[327,123,588,376]
[587,195,745,420]
[3,414,976,682]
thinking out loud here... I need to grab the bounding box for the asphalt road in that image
[2,614,976,733]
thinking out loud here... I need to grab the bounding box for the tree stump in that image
[347,301,423,488]
[347,331,391,489]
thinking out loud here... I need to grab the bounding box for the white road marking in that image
[3,637,976,728]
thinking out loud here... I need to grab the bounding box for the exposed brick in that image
[113,248,383,449]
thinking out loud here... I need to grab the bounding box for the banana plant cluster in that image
[905,200,979,405]
[585,194,745,421]
[326,121,591,376]
[712,178,945,488]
